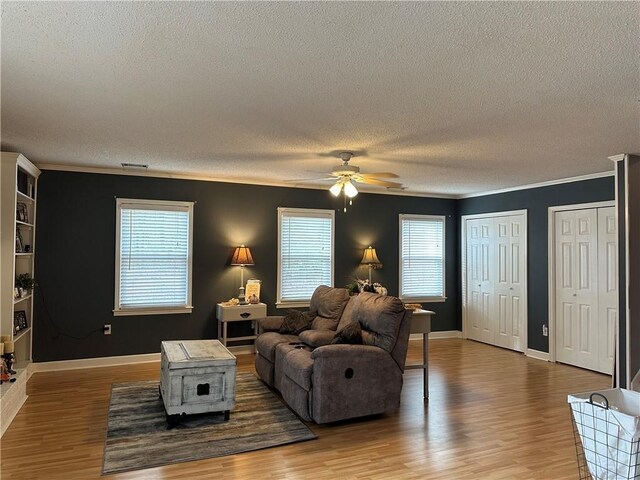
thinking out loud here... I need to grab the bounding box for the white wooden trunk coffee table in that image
[160,339,236,426]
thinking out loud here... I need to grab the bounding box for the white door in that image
[465,212,527,352]
[597,207,617,375]
[555,208,613,373]
[466,218,494,345]
[494,215,526,352]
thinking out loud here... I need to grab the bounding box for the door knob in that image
[572,293,577,297]
[510,287,514,290]
[478,284,481,287]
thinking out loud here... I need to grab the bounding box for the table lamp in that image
[361,246,380,283]
[231,245,254,304]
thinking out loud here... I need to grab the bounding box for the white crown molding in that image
[608,154,627,163]
[38,162,619,200]
[37,163,458,199]
[458,170,614,199]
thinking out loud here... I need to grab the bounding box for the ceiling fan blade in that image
[356,172,400,179]
[354,177,403,188]
[283,177,335,183]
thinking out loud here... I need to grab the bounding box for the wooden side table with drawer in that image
[215,302,267,353]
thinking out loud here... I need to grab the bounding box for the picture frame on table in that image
[14,311,28,332]
[245,279,261,304]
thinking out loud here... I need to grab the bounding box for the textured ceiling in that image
[1,2,638,196]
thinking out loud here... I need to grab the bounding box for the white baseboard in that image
[32,345,256,373]
[34,353,161,372]
[410,330,462,341]
[526,348,550,362]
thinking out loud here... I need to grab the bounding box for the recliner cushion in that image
[331,321,363,344]
[255,332,299,362]
[280,346,314,391]
[298,329,335,347]
[309,286,350,330]
[335,296,357,331]
[279,309,313,335]
[352,292,405,352]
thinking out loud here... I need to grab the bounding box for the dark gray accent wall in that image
[34,170,458,362]
[458,176,615,353]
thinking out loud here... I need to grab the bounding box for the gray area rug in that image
[102,372,317,474]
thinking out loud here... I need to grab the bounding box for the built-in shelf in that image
[0,362,30,400]
[16,190,34,203]
[13,294,32,305]
[2,152,39,437]
[13,327,31,342]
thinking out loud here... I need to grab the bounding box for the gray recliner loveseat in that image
[255,285,413,424]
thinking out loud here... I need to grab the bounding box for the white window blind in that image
[114,199,194,315]
[399,214,446,300]
[278,208,334,304]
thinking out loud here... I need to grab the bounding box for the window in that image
[399,214,446,301]
[278,207,334,306]
[114,198,194,316]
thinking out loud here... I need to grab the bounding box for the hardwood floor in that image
[1,339,609,479]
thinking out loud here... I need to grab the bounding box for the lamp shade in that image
[329,181,343,197]
[361,246,380,265]
[343,180,358,198]
[231,245,254,265]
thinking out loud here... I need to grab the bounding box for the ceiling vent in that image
[121,163,148,170]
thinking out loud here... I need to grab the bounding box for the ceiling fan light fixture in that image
[329,181,343,197]
[344,180,358,198]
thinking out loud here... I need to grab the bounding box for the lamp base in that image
[238,286,247,305]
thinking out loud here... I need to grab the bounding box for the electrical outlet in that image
[104,324,112,335]
[542,324,548,337]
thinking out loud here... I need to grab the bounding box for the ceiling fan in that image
[288,151,402,211]
[325,151,402,198]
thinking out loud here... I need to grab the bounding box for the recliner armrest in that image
[309,344,403,424]
[258,316,285,333]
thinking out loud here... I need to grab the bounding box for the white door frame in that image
[461,210,528,353]
[547,201,615,364]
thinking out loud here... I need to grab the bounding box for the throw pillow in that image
[331,321,363,345]
[279,309,312,335]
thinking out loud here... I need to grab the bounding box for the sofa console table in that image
[216,303,267,352]
[405,309,434,399]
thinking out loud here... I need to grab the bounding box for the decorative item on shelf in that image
[1,342,17,384]
[16,203,29,223]
[15,272,35,296]
[220,298,240,307]
[245,279,261,304]
[360,246,382,283]
[15,230,23,253]
[13,288,19,299]
[24,244,31,253]
[230,245,254,305]
[404,303,423,311]
[346,278,387,296]
[14,311,27,334]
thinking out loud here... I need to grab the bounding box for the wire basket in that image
[569,391,640,479]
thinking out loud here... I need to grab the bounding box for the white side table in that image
[215,303,267,352]
[405,309,434,399]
